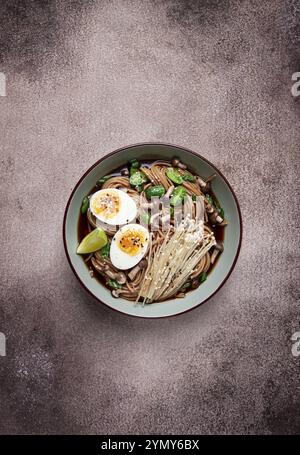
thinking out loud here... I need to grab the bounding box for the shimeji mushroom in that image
[128,259,148,281]
[191,279,200,289]
[111,289,123,298]
[196,173,216,193]
[171,157,187,170]
[91,258,127,285]
[111,289,139,299]
[205,199,224,224]
[103,264,126,285]
[210,241,224,264]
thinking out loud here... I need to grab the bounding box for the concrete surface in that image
[0,0,299,434]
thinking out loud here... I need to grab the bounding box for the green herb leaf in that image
[96,175,111,187]
[205,194,214,206]
[81,196,89,214]
[107,279,122,289]
[205,193,224,217]
[213,197,221,210]
[100,242,110,258]
[199,272,207,283]
[218,207,225,219]
[129,159,140,168]
[130,166,138,176]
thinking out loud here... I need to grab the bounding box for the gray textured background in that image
[0,0,299,435]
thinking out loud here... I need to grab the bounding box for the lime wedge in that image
[77,228,108,254]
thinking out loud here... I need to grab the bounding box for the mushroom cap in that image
[111,289,121,298]
[191,279,200,289]
[115,272,127,285]
[204,181,211,193]
[209,211,219,224]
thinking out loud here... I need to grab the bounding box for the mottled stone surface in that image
[0,0,299,435]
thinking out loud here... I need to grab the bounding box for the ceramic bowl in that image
[63,143,242,318]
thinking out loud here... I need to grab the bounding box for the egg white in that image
[110,224,150,270]
[90,188,137,226]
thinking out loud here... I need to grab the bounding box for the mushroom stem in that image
[209,211,223,224]
[215,241,224,252]
[128,259,148,281]
[171,157,187,170]
[196,176,207,189]
[210,241,224,264]
[197,177,213,193]
[91,257,105,274]
[112,289,122,298]
[205,173,217,183]
[204,198,224,224]
[103,264,126,284]
[210,249,220,264]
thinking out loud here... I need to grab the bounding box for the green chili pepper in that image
[130,166,138,176]
[166,167,183,185]
[145,185,166,199]
[107,279,122,289]
[81,196,89,214]
[170,185,187,206]
[100,242,110,258]
[129,170,148,187]
[199,272,207,283]
[182,172,196,183]
[96,175,111,187]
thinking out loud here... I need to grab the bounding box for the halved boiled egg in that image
[90,188,137,226]
[110,224,150,270]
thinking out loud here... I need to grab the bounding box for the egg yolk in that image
[118,230,146,256]
[92,193,120,219]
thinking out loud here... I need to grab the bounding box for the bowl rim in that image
[63,142,243,319]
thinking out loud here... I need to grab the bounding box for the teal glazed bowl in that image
[63,143,242,318]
